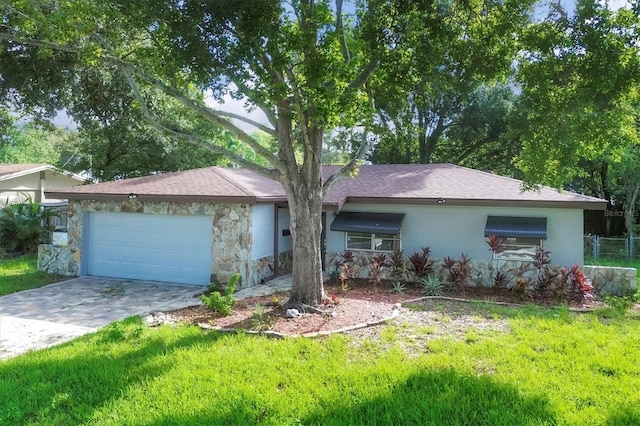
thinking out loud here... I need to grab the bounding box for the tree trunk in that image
[282,173,325,307]
[625,182,640,238]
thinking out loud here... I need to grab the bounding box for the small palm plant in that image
[0,196,59,253]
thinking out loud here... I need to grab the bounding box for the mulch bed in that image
[159,279,605,337]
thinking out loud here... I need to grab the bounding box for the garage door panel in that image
[87,212,213,285]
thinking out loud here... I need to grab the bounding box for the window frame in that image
[345,231,402,253]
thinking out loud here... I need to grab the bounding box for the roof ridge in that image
[211,167,254,197]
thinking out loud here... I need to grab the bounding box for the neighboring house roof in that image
[0,163,86,182]
[46,164,607,210]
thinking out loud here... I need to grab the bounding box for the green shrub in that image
[391,280,406,295]
[0,197,59,253]
[200,274,239,316]
[422,275,443,296]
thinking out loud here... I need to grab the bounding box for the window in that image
[485,216,547,261]
[493,237,542,261]
[346,232,401,252]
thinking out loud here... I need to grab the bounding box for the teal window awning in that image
[485,216,547,239]
[330,212,405,234]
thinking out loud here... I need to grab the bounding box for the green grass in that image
[2,306,640,425]
[0,255,66,296]
[585,256,640,278]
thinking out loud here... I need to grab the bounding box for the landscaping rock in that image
[285,308,300,318]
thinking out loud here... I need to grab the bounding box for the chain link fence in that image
[585,235,640,259]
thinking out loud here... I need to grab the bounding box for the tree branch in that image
[234,79,278,128]
[323,128,370,196]
[104,55,285,170]
[0,33,79,52]
[0,32,287,172]
[284,65,315,162]
[335,0,351,64]
[212,109,276,136]
[342,57,379,96]
[142,112,278,178]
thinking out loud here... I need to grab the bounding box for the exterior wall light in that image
[436,197,446,204]
[128,193,137,200]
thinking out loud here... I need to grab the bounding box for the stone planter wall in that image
[582,265,637,296]
[326,251,637,296]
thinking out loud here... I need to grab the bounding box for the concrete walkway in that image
[0,277,202,360]
[234,273,293,298]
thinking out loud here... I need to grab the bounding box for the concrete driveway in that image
[0,277,202,360]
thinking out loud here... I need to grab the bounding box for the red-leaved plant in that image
[409,247,432,283]
[369,253,389,292]
[442,253,472,293]
[338,250,355,291]
[569,264,594,303]
[486,234,504,254]
[389,248,406,281]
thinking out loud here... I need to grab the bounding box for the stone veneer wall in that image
[39,199,257,286]
[250,255,275,285]
[38,244,75,276]
[278,250,293,274]
[326,251,637,296]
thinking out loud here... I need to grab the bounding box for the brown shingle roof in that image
[46,167,287,203]
[0,163,86,182]
[47,164,606,209]
[322,164,605,209]
[0,163,47,178]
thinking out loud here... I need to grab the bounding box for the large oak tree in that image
[0,0,394,306]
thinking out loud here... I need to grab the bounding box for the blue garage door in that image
[86,212,212,285]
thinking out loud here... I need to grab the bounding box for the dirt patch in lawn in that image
[161,279,605,337]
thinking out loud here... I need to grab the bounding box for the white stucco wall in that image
[325,203,584,266]
[251,203,275,260]
[277,207,292,254]
[0,170,83,204]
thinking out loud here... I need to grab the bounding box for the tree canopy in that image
[515,0,640,188]
[0,0,394,305]
[368,0,534,166]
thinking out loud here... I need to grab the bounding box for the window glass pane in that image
[347,232,401,252]
[375,233,396,239]
[347,234,372,250]
[503,237,540,247]
[375,238,395,251]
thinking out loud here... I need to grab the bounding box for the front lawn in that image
[0,255,66,296]
[1,304,639,425]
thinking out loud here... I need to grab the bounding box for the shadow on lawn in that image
[302,368,557,426]
[604,405,640,426]
[143,368,556,426]
[0,317,222,425]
